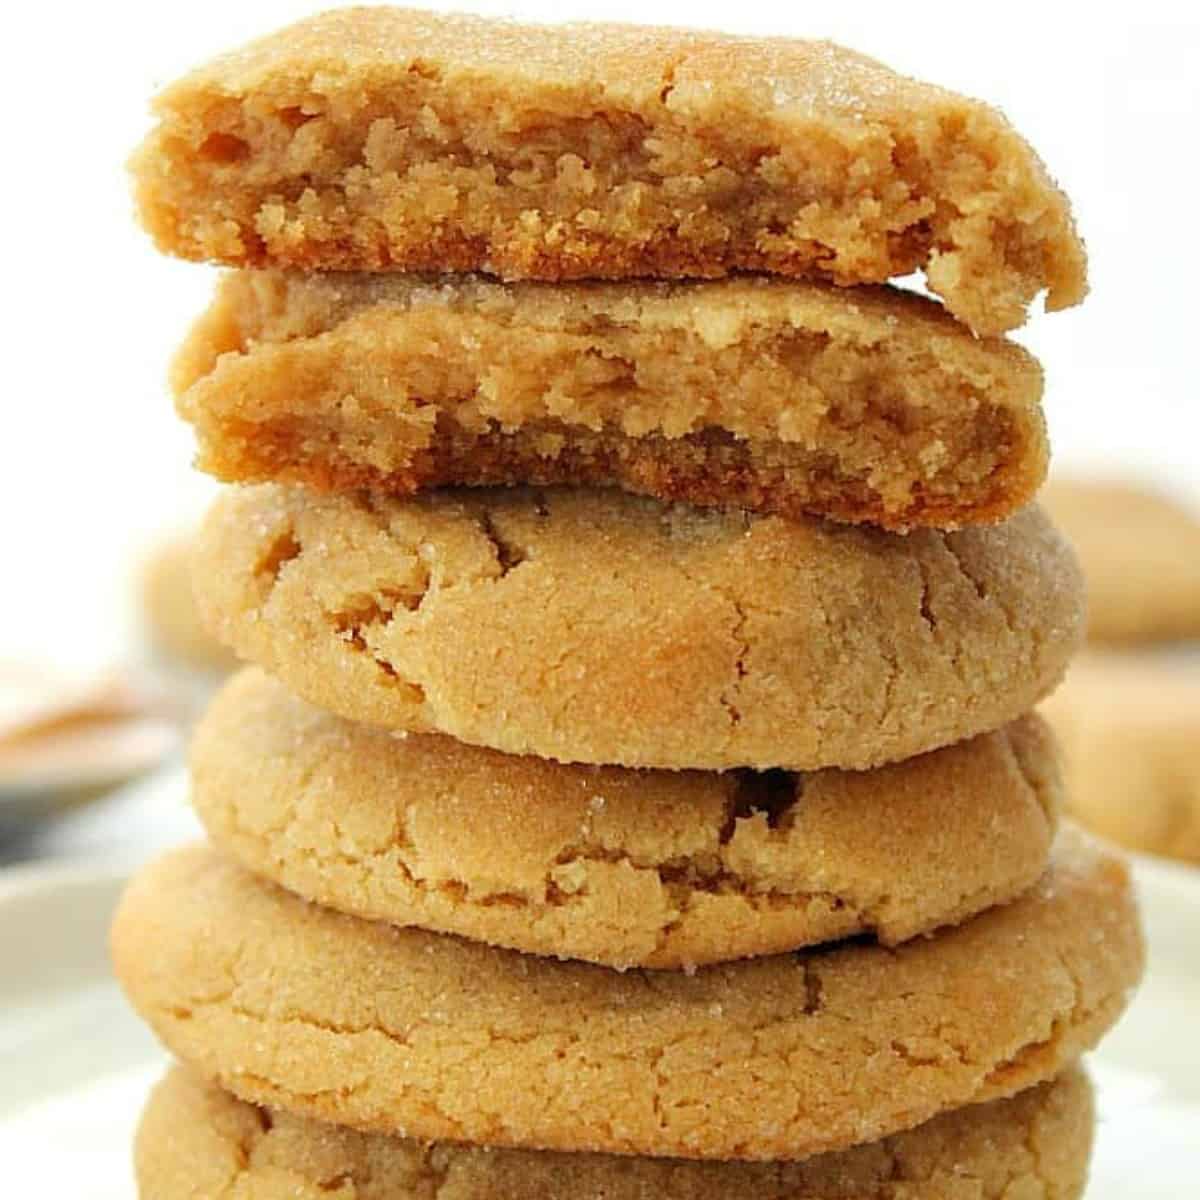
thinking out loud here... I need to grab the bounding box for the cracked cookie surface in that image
[194,669,1061,968]
[175,270,1046,530]
[111,834,1140,1161]
[193,485,1084,770]
[136,1065,1094,1200]
[131,8,1086,335]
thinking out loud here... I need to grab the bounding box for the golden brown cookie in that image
[131,8,1086,335]
[111,835,1141,1162]
[175,270,1046,531]
[1040,479,1200,644]
[192,669,1061,969]
[136,1065,1095,1200]
[194,672,1060,969]
[193,485,1083,771]
[1044,654,1200,864]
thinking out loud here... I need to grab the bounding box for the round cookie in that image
[193,669,1062,969]
[137,1066,1095,1200]
[1041,479,1200,644]
[192,485,1083,770]
[1044,654,1200,864]
[111,835,1141,1162]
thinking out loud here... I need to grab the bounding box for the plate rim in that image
[0,856,132,903]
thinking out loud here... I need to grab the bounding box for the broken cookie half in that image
[131,8,1085,335]
[175,270,1046,530]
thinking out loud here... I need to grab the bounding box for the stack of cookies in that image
[113,9,1144,1198]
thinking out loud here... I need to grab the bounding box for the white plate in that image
[0,863,162,1196]
[0,851,1196,1195]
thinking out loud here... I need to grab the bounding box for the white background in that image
[2,0,1198,676]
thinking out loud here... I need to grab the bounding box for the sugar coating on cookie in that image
[136,1066,1095,1200]
[131,7,1086,335]
[193,669,1061,967]
[1044,654,1200,864]
[175,270,1047,530]
[111,835,1141,1161]
[1041,479,1200,644]
[193,485,1084,770]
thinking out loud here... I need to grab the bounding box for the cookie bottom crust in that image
[196,397,1046,530]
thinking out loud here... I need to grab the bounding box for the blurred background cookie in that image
[1041,479,1200,645]
[137,532,239,678]
[1044,653,1200,865]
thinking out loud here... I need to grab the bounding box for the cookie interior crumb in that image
[176,271,1047,529]
[132,7,1086,334]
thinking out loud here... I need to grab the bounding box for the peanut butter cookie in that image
[135,1066,1095,1200]
[192,669,1061,968]
[131,8,1086,334]
[139,533,239,675]
[176,270,1046,530]
[1041,479,1200,644]
[193,485,1084,770]
[111,835,1141,1161]
[1045,654,1200,864]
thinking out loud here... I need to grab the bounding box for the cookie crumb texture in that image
[193,670,1061,968]
[177,271,1046,530]
[132,8,1086,335]
[193,485,1083,770]
[136,1066,1095,1200]
[111,836,1140,1161]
